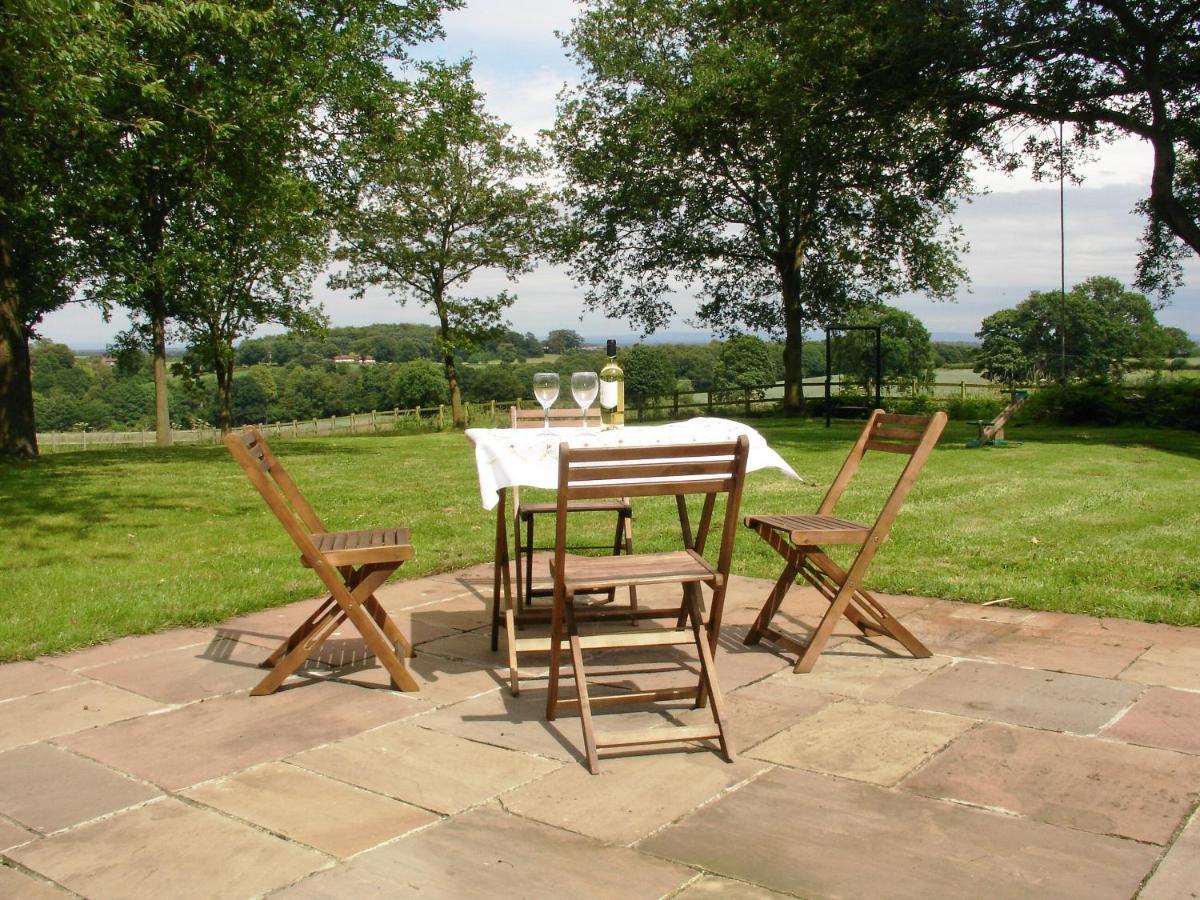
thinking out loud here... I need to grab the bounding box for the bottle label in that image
[599,380,618,408]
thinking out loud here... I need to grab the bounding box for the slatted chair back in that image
[225,427,330,567]
[510,406,602,428]
[817,410,947,545]
[554,437,750,582]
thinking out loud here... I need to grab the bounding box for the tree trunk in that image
[150,309,172,446]
[0,237,37,459]
[778,250,807,414]
[443,350,465,428]
[215,352,233,434]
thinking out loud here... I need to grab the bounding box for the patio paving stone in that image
[218,602,458,657]
[181,761,437,858]
[0,817,36,852]
[278,805,693,900]
[900,722,1200,844]
[1121,643,1200,691]
[639,766,1158,899]
[1102,686,1200,755]
[669,685,830,754]
[0,865,72,899]
[0,682,164,753]
[6,798,326,899]
[56,681,422,790]
[500,750,767,845]
[890,602,1021,656]
[748,646,952,702]
[41,628,213,672]
[971,622,1152,678]
[81,636,272,704]
[672,875,792,898]
[0,744,160,834]
[414,684,700,764]
[0,662,82,702]
[747,700,973,785]
[1140,808,1200,900]
[289,722,560,815]
[890,659,1143,734]
[317,653,503,707]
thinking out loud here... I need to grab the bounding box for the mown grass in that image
[2,417,1197,661]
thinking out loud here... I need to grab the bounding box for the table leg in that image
[490,488,521,694]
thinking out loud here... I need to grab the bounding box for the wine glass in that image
[571,371,599,434]
[532,372,560,434]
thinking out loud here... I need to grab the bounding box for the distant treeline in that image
[33,322,979,431]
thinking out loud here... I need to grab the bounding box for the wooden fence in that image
[36,378,1023,453]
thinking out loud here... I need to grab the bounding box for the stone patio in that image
[1,570,1197,899]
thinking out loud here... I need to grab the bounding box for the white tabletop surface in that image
[464,417,801,509]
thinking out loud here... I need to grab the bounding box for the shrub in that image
[945,396,1004,422]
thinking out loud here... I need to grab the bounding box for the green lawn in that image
[2,417,1197,661]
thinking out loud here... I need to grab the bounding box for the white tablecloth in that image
[464,417,801,509]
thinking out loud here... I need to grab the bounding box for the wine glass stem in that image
[543,409,550,432]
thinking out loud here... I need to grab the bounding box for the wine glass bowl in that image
[571,371,599,433]
[532,372,560,433]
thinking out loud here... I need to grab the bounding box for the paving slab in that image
[900,722,1200,844]
[0,662,82,702]
[670,684,831,754]
[0,744,160,834]
[0,865,73,899]
[289,722,560,814]
[318,653,503,707]
[0,817,36,851]
[972,622,1151,679]
[1140,809,1200,900]
[181,761,437,858]
[673,875,792,899]
[500,749,766,845]
[413,684,668,763]
[42,628,213,672]
[1102,686,1200,756]
[0,682,164,752]
[749,646,951,702]
[891,659,1143,734]
[81,636,274,704]
[640,766,1158,899]
[1121,643,1200,691]
[891,602,1020,656]
[7,797,326,899]
[278,805,693,900]
[748,700,973,786]
[57,681,422,790]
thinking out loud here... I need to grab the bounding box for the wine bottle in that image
[599,339,625,428]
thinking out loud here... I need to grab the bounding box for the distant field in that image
[2,417,1197,661]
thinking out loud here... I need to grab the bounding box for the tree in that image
[713,335,775,398]
[965,1,1200,296]
[622,344,676,408]
[0,0,133,458]
[393,361,450,409]
[975,276,1168,384]
[554,0,980,413]
[835,308,936,394]
[546,329,585,355]
[332,61,554,428]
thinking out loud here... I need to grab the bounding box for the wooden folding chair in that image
[224,427,419,695]
[742,410,946,673]
[508,406,635,610]
[546,436,750,773]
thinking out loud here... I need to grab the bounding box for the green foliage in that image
[965,1,1200,297]
[393,361,451,409]
[622,344,676,407]
[932,342,979,367]
[945,396,1005,422]
[714,335,775,395]
[546,329,584,354]
[975,276,1177,385]
[331,61,555,427]
[554,0,978,409]
[834,308,936,391]
[1024,380,1200,431]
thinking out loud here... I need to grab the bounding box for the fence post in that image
[743,386,751,417]
[707,390,714,416]
[438,405,445,429]
[490,399,496,418]
[672,391,679,417]
[960,381,966,400]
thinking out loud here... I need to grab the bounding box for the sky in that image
[39,0,1200,347]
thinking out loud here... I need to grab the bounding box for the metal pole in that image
[825,329,833,428]
[874,326,882,410]
[1059,121,1068,398]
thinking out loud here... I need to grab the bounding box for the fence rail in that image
[37,378,1025,453]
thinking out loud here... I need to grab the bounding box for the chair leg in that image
[525,515,536,607]
[565,598,600,774]
[546,588,567,720]
[745,561,800,645]
[687,592,731,761]
[261,594,338,668]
